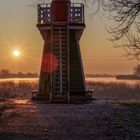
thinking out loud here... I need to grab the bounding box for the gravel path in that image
[0,99,122,140]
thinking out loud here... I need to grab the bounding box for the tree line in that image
[0,69,38,78]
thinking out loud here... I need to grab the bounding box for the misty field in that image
[87,81,140,100]
[0,78,140,140]
[0,78,140,100]
[0,79,38,99]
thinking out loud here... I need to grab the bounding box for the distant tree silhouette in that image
[134,64,140,76]
[0,69,10,77]
[0,69,38,78]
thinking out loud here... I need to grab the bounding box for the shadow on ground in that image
[0,99,140,140]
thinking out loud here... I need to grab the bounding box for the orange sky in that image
[0,0,139,74]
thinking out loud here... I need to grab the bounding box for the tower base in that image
[32,91,93,103]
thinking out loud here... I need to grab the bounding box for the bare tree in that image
[134,64,140,75]
[104,0,140,39]
[103,0,140,59]
[83,0,140,59]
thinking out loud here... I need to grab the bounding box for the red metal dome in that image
[52,0,71,22]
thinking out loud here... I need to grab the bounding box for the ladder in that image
[51,24,69,102]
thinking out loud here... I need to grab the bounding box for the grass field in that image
[87,81,140,100]
[0,81,37,99]
[0,80,140,139]
[0,80,140,100]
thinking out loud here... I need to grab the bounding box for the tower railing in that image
[38,3,51,24]
[70,3,84,23]
[37,3,85,24]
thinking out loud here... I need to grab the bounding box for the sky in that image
[0,0,139,74]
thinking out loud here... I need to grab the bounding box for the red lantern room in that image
[52,0,71,22]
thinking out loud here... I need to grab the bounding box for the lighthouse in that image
[35,0,92,102]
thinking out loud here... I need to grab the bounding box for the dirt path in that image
[0,99,133,140]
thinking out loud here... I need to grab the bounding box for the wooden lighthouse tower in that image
[35,0,92,102]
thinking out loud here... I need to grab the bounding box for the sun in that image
[13,50,20,57]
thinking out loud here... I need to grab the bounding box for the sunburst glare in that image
[13,50,20,57]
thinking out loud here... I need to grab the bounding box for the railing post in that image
[82,4,84,24]
[38,5,40,24]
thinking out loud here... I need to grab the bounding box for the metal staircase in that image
[51,25,69,102]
